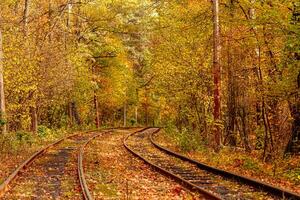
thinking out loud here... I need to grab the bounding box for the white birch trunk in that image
[0,30,7,134]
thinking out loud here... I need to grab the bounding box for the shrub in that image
[243,158,261,172]
[284,168,300,184]
[37,125,51,138]
[15,131,33,145]
[129,118,136,126]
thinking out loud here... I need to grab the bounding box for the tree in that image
[0,30,6,134]
[212,0,221,150]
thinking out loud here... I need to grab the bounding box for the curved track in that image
[0,130,111,199]
[124,128,300,200]
[150,131,300,200]
[78,131,108,200]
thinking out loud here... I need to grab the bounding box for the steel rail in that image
[150,131,300,200]
[78,130,113,200]
[123,128,222,200]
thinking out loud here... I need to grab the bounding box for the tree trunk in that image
[72,102,81,125]
[286,100,300,153]
[226,17,236,146]
[0,30,7,134]
[239,107,251,152]
[285,2,300,154]
[123,102,127,127]
[68,102,73,127]
[135,106,138,125]
[23,0,30,37]
[24,0,38,133]
[94,92,100,128]
[30,107,38,133]
[212,0,221,150]
[48,0,52,41]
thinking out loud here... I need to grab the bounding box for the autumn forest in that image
[0,0,299,199]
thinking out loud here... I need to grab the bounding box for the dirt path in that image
[84,129,202,199]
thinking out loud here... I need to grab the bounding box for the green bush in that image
[129,118,136,126]
[284,168,300,184]
[0,118,6,127]
[15,131,33,145]
[243,158,260,172]
[37,125,51,138]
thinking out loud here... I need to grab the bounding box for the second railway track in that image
[0,130,111,199]
[124,127,300,200]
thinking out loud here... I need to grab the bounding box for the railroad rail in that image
[124,127,300,200]
[78,131,111,200]
[0,129,111,199]
[150,130,300,200]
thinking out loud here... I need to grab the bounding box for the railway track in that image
[124,127,300,200]
[0,130,111,199]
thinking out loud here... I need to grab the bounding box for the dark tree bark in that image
[72,102,81,125]
[94,92,100,128]
[30,107,38,133]
[285,3,300,154]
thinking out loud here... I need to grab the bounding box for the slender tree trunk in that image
[94,92,100,128]
[48,0,52,41]
[67,1,72,28]
[23,0,30,37]
[72,102,81,125]
[226,24,237,146]
[24,0,38,133]
[68,102,73,127]
[285,2,300,154]
[212,0,221,150]
[123,102,127,127]
[135,106,138,125]
[0,30,7,134]
[225,0,237,146]
[30,107,37,133]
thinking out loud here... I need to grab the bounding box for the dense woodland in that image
[0,0,299,161]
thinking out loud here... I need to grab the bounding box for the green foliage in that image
[176,130,200,152]
[37,125,51,138]
[284,168,300,184]
[129,118,136,126]
[255,126,265,150]
[0,118,6,127]
[165,125,203,152]
[15,131,33,145]
[242,158,261,172]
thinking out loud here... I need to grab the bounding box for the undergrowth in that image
[0,126,67,154]
[164,124,205,152]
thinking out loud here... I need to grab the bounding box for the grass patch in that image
[95,183,118,197]
[242,158,261,171]
[0,127,67,154]
[284,168,300,184]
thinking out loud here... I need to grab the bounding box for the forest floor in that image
[84,129,201,199]
[154,130,300,195]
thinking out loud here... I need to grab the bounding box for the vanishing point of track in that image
[0,130,112,200]
[124,127,300,200]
